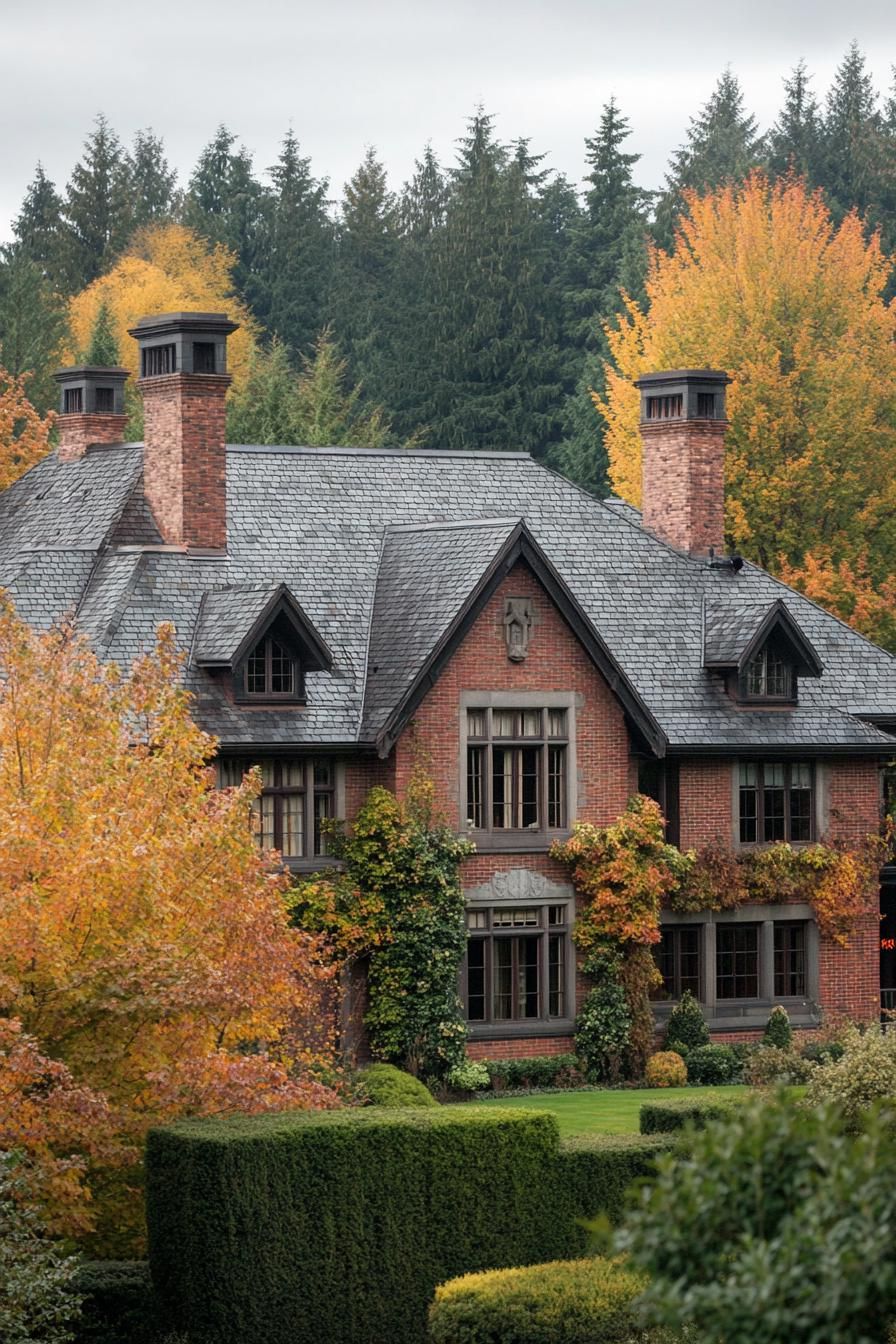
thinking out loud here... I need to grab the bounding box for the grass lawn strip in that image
[459,1085,747,1137]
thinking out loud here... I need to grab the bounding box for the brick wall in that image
[641,419,726,556]
[467,1036,574,1061]
[139,373,229,549]
[57,413,128,460]
[677,759,734,849]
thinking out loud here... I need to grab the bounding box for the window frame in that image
[739,643,796,704]
[737,760,815,846]
[460,691,576,851]
[235,633,305,705]
[652,923,701,1001]
[462,899,575,1036]
[217,756,342,869]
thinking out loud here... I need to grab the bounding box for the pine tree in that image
[13,164,66,291]
[766,60,824,181]
[183,125,269,313]
[0,245,68,415]
[655,69,762,246]
[821,43,887,231]
[62,114,132,291]
[126,129,177,230]
[82,300,120,365]
[258,130,333,358]
[227,337,303,445]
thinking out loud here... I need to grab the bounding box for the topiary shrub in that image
[763,1005,793,1051]
[805,1023,896,1129]
[559,1133,676,1226]
[664,990,709,1054]
[575,980,632,1083]
[429,1256,670,1344]
[146,1106,577,1344]
[639,1097,737,1134]
[745,1045,815,1088]
[70,1261,157,1344]
[356,1062,439,1107]
[644,1051,687,1088]
[686,1043,741,1086]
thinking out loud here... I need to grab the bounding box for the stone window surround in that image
[654,903,821,1032]
[217,753,346,875]
[729,759,830,849]
[459,690,579,852]
[462,868,577,1041]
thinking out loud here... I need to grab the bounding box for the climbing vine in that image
[293,775,473,1081]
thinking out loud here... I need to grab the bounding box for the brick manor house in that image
[3,311,895,1057]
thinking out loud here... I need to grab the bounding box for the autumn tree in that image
[0,368,55,492]
[599,173,896,644]
[0,605,338,1250]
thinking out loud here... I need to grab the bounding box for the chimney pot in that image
[53,365,130,460]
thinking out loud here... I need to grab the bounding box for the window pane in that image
[281,761,306,788]
[518,936,540,1018]
[679,927,701,997]
[774,923,806,997]
[259,760,276,789]
[467,745,485,828]
[313,760,333,788]
[269,638,295,694]
[747,653,765,696]
[766,651,789,697]
[313,790,331,856]
[739,766,758,844]
[653,929,676,1000]
[493,710,515,738]
[521,710,542,737]
[493,908,539,928]
[548,745,566,828]
[466,940,486,1021]
[548,709,567,738]
[716,925,759,999]
[520,747,540,828]
[218,759,244,788]
[256,794,276,851]
[281,793,304,857]
[763,763,786,841]
[492,747,512,828]
[493,941,513,1019]
[467,709,487,738]
[466,910,487,930]
[548,934,565,1017]
[246,643,266,694]
[790,781,812,841]
[548,904,567,927]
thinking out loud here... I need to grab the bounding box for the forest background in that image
[2,44,896,645]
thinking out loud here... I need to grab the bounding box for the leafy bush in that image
[745,1045,815,1087]
[664,990,709,1053]
[356,1062,439,1107]
[801,1039,845,1066]
[763,1005,793,1050]
[686,1043,741,1086]
[639,1097,736,1134]
[805,1023,896,1128]
[559,1133,676,1226]
[146,1106,578,1344]
[486,1054,582,1091]
[644,1051,687,1088]
[429,1256,671,1344]
[0,1154,81,1344]
[70,1261,156,1344]
[446,1058,491,1092]
[575,980,632,1082]
[619,1094,896,1344]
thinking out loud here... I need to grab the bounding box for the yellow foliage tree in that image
[0,368,55,492]
[598,174,896,597]
[66,224,257,392]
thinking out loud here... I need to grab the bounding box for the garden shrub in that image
[663,990,709,1054]
[685,1043,741,1086]
[763,1005,793,1050]
[429,1256,671,1344]
[801,1039,845,1066]
[745,1045,815,1088]
[618,1094,896,1344]
[357,1062,440,1107]
[805,1023,896,1128]
[558,1133,676,1226]
[644,1051,687,1088]
[0,1153,82,1344]
[446,1058,491,1092]
[486,1054,581,1090]
[146,1106,577,1344]
[70,1261,156,1344]
[639,1097,736,1134]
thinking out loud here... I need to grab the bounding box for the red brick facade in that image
[641,418,727,557]
[139,373,230,550]
[57,412,129,461]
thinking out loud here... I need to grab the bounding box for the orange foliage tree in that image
[66,223,257,391]
[598,172,896,647]
[0,367,55,492]
[0,601,337,1250]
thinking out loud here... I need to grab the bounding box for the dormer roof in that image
[704,598,823,678]
[193,583,333,672]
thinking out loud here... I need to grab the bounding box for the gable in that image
[704,598,823,679]
[193,584,333,672]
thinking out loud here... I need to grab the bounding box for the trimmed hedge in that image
[559,1133,676,1225]
[640,1097,737,1134]
[486,1054,582,1090]
[70,1261,157,1344]
[428,1256,669,1344]
[356,1062,440,1107]
[146,1106,578,1344]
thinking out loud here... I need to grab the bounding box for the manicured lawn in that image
[457,1086,748,1138]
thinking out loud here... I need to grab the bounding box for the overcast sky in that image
[1,0,894,241]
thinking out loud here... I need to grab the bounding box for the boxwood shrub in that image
[640,1097,737,1134]
[558,1133,676,1226]
[685,1044,741,1086]
[429,1256,670,1344]
[486,1054,582,1090]
[70,1261,157,1344]
[356,1062,439,1107]
[146,1106,578,1344]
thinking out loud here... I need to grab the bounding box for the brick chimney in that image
[129,312,238,551]
[634,369,731,558]
[53,366,129,461]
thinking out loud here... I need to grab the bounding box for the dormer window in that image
[245,635,299,699]
[745,646,792,701]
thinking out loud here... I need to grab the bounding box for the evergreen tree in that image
[821,43,888,233]
[227,337,303,444]
[655,69,762,246]
[0,245,68,414]
[183,125,269,312]
[548,100,650,494]
[13,164,66,290]
[766,60,824,181]
[82,300,120,365]
[258,129,333,358]
[421,110,563,455]
[62,114,132,291]
[126,129,177,230]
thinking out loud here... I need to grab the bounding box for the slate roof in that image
[704,601,775,667]
[1,439,895,756]
[193,587,281,665]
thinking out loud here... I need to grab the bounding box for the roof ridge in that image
[225,443,533,460]
[386,517,522,535]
